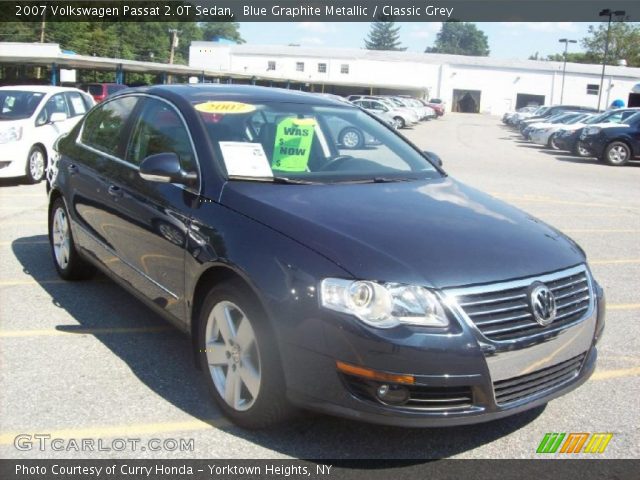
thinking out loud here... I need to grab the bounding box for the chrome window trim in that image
[76,92,202,195]
[442,264,594,345]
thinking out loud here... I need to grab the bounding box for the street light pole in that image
[558,38,577,104]
[597,9,625,111]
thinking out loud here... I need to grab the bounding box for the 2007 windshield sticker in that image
[194,101,256,114]
[272,117,316,172]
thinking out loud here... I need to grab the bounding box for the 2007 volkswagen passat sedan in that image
[48,85,605,428]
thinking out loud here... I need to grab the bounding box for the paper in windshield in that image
[218,142,273,178]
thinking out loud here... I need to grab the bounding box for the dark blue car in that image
[579,112,640,165]
[48,85,604,428]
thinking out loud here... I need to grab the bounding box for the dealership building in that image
[189,42,640,114]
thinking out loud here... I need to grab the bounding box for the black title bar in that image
[1,0,638,22]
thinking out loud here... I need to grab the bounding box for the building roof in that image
[191,42,640,80]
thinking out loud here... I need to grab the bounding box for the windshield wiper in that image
[228,175,315,185]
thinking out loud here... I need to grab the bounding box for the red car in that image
[81,83,127,103]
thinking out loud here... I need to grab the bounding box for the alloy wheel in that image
[608,144,629,165]
[52,207,70,270]
[205,300,261,411]
[29,149,45,181]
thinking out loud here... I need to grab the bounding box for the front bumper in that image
[0,141,29,178]
[281,270,603,427]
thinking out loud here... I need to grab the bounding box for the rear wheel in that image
[26,146,46,184]
[548,133,560,150]
[49,197,94,280]
[603,141,631,166]
[197,280,292,428]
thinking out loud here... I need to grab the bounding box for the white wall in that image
[189,43,640,115]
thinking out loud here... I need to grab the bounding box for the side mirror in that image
[139,153,197,186]
[50,112,67,123]
[423,150,443,167]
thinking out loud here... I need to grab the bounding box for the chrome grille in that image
[493,353,585,404]
[449,266,591,342]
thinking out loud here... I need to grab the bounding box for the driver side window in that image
[126,98,196,172]
[36,94,69,126]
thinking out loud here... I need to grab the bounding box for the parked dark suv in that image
[48,85,604,428]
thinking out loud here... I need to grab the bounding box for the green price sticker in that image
[271,117,316,172]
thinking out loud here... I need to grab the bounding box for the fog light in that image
[376,384,409,405]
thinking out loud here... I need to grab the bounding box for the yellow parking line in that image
[591,367,640,381]
[0,194,46,198]
[0,221,47,226]
[0,240,48,246]
[590,259,640,265]
[0,418,226,446]
[491,195,640,211]
[0,326,172,338]
[608,304,640,311]
[564,229,640,233]
[0,279,65,286]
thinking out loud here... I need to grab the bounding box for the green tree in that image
[364,21,406,51]
[581,22,640,67]
[201,22,244,43]
[426,22,489,56]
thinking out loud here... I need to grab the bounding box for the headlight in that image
[320,278,449,328]
[584,126,601,136]
[0,126,23,144]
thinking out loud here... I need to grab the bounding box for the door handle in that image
[107,185,123,198]
[67,164,78,174]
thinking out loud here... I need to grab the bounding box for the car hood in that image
[0,118,30,127]
[221,177,585,288]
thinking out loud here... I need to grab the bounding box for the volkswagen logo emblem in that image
[528,283,557,326]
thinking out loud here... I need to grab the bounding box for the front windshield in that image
[194,101,441,183]
[0,90,45,120]
[566,114,591,124]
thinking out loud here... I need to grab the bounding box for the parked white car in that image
[529,113,595,148]
[0,86,94,183]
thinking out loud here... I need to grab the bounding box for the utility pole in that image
[167,28,181,84]
[39,10,46,43]
[168,29,180,65]
[597,9,625,111]
[558,38,577,104]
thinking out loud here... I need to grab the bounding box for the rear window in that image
[107,85,126,95]
[86,85,103,96]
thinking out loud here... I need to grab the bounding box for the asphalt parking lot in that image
[0,112,638,459]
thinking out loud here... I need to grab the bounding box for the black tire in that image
[338,127,364,149]
[49,197,95,280]
[394,116,406,129]
[25,145,46,184]
[602,141,631,166]
[197,279,292,429]
[573,140,591,157]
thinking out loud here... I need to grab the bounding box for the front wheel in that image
[197,280,292,428]
[394,116,406,129]
[548,133,560,150]
[26,146,46,183]
[603,141,631,166]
